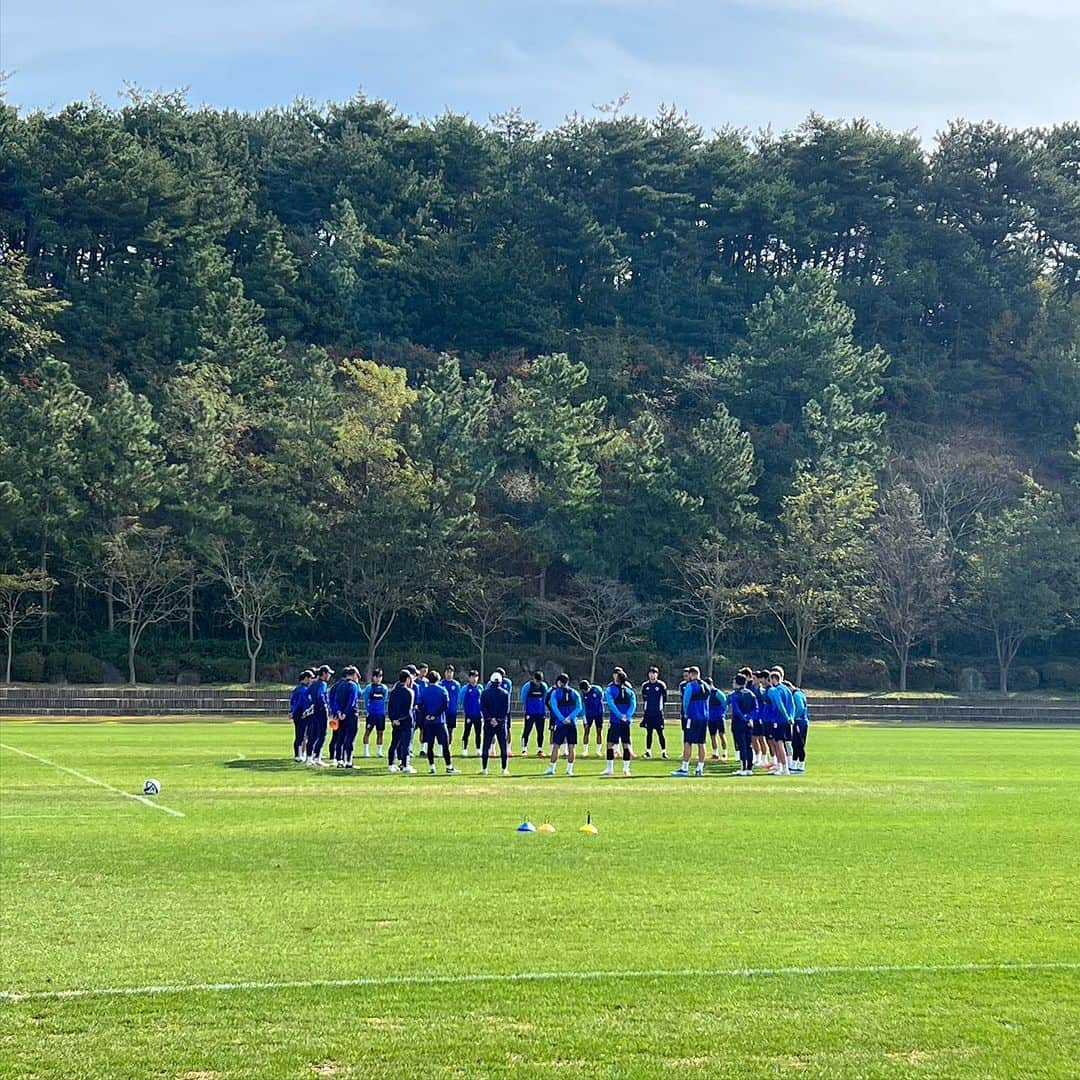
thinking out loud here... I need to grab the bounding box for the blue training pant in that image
[732,720,754,771]
[523,713,546,748]
[389,718,414,767]
[307,707,328,759]
[461,715,482,748]
[481,720,509,769]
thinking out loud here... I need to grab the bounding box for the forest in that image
[1,90,1078,690]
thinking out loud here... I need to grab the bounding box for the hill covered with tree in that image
[1,91,1078,689]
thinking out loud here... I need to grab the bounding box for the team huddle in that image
[287,661,810,777]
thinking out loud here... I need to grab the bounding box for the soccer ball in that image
[143,778,161,796]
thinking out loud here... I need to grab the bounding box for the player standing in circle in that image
[579,679,605,755]
[420,670,456,774]
[334,666,362,768]
[306,664,333,767]
[387,669,416,774]
[480,672,512,776]
[706,677,729,762]
[440,665,461,747]
[459,669,483,756]
[289,669,314,762]
[751,669,770,768]
[640,665,669,759]
[672,665,709,777]
[764,669,793,775]
[601,668,636,777]
[520,671,549,758]
[789,680,809,772]
[361,669,388,757]
[543,674,582,776]
[729,674,757,776]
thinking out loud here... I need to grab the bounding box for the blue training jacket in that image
[682,679,709,722]
[707,687,728,722]
[460,683,483,718]
[730,687,757,724]
[330,679,360,715]
[289,684,310,716]
[420,682,450,721]
[549,686,583,724]
[604,682,636,720]
[521,680,549,717]
[480,682,510,721]
[439,678,461,715]
[582,685,604,719]
[309,678,330,714]
[361,681,387,716]
[793,688,809,725]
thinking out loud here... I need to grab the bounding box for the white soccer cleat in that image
[671,766,689,777]
[446,765,457,775]
[694,765,704,777]
[502,767,510,777]
[481,767,488,776]
[661,750,670,760]
[388,763,399,773]
[363,746,370,757]
[622,765,631,776]
[542,764,556,777]
[644,749,652,759]
[295,754,305,763]
[566,763,574,776]
[461,747,469,757]
[429,764,437,774]
[601,764,614,776]
[402,764,417,775]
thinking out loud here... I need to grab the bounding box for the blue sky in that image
[3,1,1078,139]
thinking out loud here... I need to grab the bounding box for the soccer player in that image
[520,671,549,757]
[440,665,461,744]
[306,664,333,767]
[579,679,604,755]
[640,665,669,759]
[459,669,483,756]
[361,669,388,757]
[492,667,514,753]
[332,666,361,768]
[601,668,636,777]
[789,681,809,772]
[751,669,770,768]
[480,672,512,776]
[387,669,416,774]
[420,670,456,774]
[289,669,314,762]
[764,670,793,775]
[729,674,757,776]
[672,665,708,777]
[772,666,795,763]
[413,663,430,755]
[706,677,729,762]
[543,674,582,776]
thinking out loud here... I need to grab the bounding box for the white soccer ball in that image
[143,778,161,796]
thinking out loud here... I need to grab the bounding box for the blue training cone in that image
[517,819,537,833]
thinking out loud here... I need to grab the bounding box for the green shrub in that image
[204,657,248,683]
[802,656,840,690]
[65,651,104,684]
[133,655,157,684]
[1010,665,1040,691]
[837,656,892,692]
[1038,661,1080,691]
[907,659,945,691]
[11,650,46,682]
[44,651,68,681]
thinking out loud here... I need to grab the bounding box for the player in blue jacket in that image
[729,674,758,775]
[601,668,636,777]
[480,672,512,776]
[306,664,333,767]
[387,670,416,774]
[420,670,456,774]
[640,667,669,759]
[329,666,361,768]
[459,669,483,756]
[440,665,462,744]
[764,670,793,775]
[672,665,709,777]
[578,680,605,756]
[289,670,314,762]
[706,678,729,762]
[542,674,582,777]
[788,681,809,773]
[361,669,388,758]
[520,671,549,757]
[773,667,796,762]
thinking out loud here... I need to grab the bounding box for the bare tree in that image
[81,520,191,684]
[208,538,295,685]
[531,575,649,682]
[0,570,56,683]
[867,483,953,690]
[449,572,522,677]
[668,541,764,677]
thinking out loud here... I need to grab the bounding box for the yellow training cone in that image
[538,822,556,834]
[579,811,598,835]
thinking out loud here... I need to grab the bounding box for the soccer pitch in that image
[1,721,1078,1079]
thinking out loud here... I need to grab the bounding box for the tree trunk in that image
[107,573,115,633]
[366,635,377,685]
[898,641,909,692]
[187,570,195,643]
[479,635,486,682]
[589,648,598,684]
[538,566,548,648]
[128,636,137,686]
[40,540,48,644]
[5,632,12,684]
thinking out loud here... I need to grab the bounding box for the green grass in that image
[1,720,1078,1079]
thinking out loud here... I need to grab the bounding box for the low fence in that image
[1,685,1079,725]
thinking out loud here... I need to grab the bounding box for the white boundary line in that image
[0,742,184,818]
[2,960,1076,1004]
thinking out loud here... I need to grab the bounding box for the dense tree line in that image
[1,90,1078,689]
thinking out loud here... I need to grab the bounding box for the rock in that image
[958,667,986,693]
[176,670,201,686]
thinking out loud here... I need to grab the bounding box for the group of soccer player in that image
[287,661,809,777]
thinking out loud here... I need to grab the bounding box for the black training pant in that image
[482,720,509,770]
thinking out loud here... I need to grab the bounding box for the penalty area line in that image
[3,960,1077,1004]
[0,742,184,818]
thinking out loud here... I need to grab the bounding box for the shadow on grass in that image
[224,758,305,772]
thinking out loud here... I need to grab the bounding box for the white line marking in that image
[0,742,185,818]
[2,960,1075,1004]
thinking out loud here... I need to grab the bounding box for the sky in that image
[3,1,1078,140]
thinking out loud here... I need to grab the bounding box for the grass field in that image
[1,720,1078,1079]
